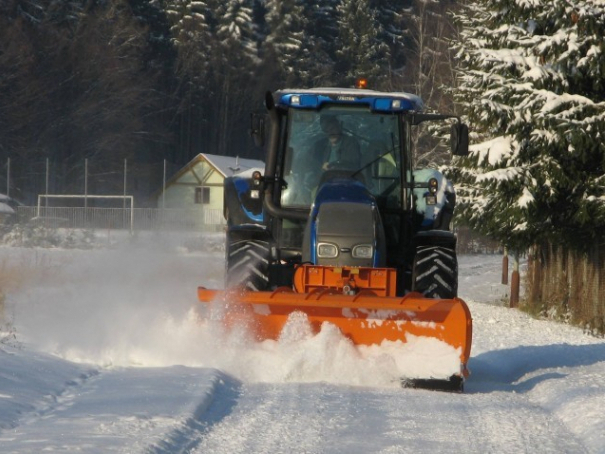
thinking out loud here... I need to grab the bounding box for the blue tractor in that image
[223,87,469,297]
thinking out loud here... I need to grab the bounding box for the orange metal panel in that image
[293,265,397,297]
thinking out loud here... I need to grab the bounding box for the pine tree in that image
[371,0,411,83]
[264,0,308,85]
[336,0,387,87]
[215,0,257,59]
[164,0,215,162]
[0,0,164,198]
[450,0,605,252]
[299,0,340,86]
[209,0,260,155]
[164,0,212,80]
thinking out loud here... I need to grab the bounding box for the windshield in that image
[280,106,402,208]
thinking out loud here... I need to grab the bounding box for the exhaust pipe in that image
[262,91,308,222]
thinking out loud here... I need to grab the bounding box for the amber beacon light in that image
[355,78,368,89]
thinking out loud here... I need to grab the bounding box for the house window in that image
[195,187,210,204]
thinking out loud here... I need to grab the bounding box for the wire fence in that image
[13,207,503,247]
[16,206,226,232]
[8,203,506,258]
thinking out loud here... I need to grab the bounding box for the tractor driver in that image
[312,115,361,171]
[283,116,362,206]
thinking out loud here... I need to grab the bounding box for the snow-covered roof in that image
[0,193,20,211]
[199,153,264,177]
[233,167,264,178]
[158,153,265,196]
[0,201,15,214]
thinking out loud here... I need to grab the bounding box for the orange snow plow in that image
[198,265,472,389]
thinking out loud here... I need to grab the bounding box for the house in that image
[156,153,264,226]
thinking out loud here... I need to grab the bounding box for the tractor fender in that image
[413,169,455,230]
[224,175,264,226]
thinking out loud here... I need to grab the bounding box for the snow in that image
[0,202,14,214]
[1,234,604,453]
[471,136,514,166]
[0,193,16,214]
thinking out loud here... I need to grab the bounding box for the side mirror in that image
[450,123,469,156]
[250,113,266,147]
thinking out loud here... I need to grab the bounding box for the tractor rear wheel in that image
[412,245,458,299]
[225,239,270,291]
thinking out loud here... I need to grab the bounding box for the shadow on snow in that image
[466,342,605,394]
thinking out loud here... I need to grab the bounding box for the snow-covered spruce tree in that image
[214,0,258,60]
[371,0,412,85]
[165,0,213,79]
[208,0,260,155]
[299,0,340,86]
[163,0,215,162]
[336,0,388,87]
[449,0,605,253]
[264,0,308,86]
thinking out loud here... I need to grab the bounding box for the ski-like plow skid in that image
[197,286,473,379]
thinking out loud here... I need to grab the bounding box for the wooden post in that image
[510,253,520,308]
[502,247,509,285]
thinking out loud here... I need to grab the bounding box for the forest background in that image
[0,0,455,205]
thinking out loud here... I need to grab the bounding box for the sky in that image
[0,232,604,453]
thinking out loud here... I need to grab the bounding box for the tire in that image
[412,245,458,299]
[225,239,270,291]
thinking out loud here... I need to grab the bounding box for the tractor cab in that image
[249,88,468,291]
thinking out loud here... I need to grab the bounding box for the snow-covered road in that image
[1,238,603,453]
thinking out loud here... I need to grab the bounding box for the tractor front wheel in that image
[412,245,458,299]
[225,239,270,291]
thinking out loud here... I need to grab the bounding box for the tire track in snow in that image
[460,391,589,454]
[20,369,101,426]
[146,372,243,454]
[0,346,99,433]
[467,297,604,453]
[180,380,590,454]
[190,382,351,454]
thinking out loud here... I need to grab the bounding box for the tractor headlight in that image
[352,244,373,259]
[317,243,339,258]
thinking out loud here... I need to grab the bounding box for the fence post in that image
[6,157,10,197]
[45,158,49,209]
[502,247,509,285]
[510,253,520,308]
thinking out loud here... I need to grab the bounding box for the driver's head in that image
[321,116,342,144]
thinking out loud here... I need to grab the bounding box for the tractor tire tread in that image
[413,245,458,299]
[226,239,270,291]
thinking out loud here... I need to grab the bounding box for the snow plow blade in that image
[197,286,472,381]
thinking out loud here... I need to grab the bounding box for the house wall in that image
[158,160,224,212]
